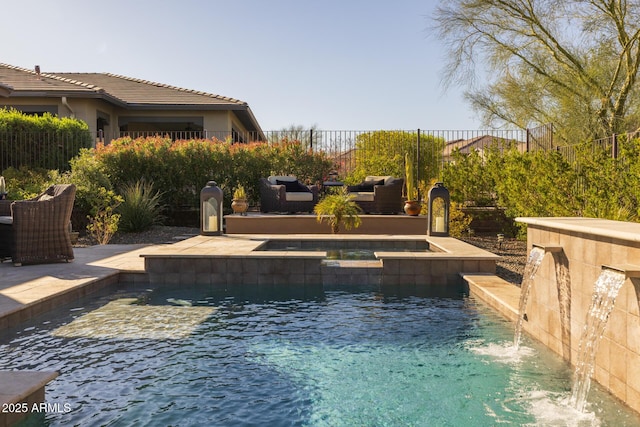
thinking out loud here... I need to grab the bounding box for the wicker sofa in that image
[0,184,76,266]
[259,176,319,213]
[346,175,404,214]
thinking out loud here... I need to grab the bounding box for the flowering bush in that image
[77,136,335,223]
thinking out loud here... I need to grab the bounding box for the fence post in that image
[416,129,421,201]
[309,128,313,151]
[526,128,530,152]
[612,134,618,159]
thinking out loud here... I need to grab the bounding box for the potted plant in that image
[314,190,362,234]
[404,154,420,216]
[231,185,249,215]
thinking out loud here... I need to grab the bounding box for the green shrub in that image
[448,202,473,238]
[0,108,92,171]
[91,137,335,223]
[86,187,122,244]
[117,179,164,232]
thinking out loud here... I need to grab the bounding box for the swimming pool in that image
[2,285,639,426]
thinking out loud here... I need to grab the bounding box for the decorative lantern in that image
[427,182,450,237]
[200,181,223,236]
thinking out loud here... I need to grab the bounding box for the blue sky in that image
[2,0,482,131]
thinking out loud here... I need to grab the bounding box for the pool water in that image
[4,286,640,426]
[258,239,431,260]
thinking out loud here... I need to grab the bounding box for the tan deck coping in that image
[0,371,58,406]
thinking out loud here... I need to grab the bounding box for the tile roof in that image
[0,63,247,108]
[0,63,100,94]
[443,135,526,157]
[54,72,247,108]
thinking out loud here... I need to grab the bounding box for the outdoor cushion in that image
[0,216,12,225]
[348,192,375,202]
[267,175,297,185]
[285,192,314,202]
[365,175,393,185]
[356,178,385,192]
[276,179,311,192]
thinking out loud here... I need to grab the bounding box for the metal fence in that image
[4,127,550,181]
[0,130,92,172]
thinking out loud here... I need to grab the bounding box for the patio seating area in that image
[258,174,405,215]
[0,184,76,267]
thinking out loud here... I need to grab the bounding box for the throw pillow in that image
[276,180,311,192]
[358,178,385,192]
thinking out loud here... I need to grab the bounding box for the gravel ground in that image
[460,235,527,285]
[76,226,199,247]
[77,227,527,286]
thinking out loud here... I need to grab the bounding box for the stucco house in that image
[0,63,264,145]
[443,134,526,162]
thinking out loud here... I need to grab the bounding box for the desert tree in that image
[434,0,640,143]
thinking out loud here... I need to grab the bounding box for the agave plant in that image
[117,179,165,232]
[314,190,362,234]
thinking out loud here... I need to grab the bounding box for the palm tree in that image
[314,190,362,234]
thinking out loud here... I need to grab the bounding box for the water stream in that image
[513,246,545,349]
[570,268,626,412]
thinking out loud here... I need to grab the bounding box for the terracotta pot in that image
[231,199,249,215]
[404,200,421,216]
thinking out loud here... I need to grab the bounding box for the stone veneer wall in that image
[518,218,640,414]
[144,255,497,290]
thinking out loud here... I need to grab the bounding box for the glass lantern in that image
[427,182,450,237]
[200,181,223,236]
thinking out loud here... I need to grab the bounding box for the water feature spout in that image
[532,244,563,253]
[513,246,546,349]
[601,264,640,278]
[570,265,639,411]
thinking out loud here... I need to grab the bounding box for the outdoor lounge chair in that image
[346,176,404,214]
[259,176,319,213]
[0,184,76,266]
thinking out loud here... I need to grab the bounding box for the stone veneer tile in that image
[242,259,259,275]
[414,260,431,276]
[627,385,640,414]
[210,273,226,285]
[627,312,640,353]
[304,274,322,286]
[193,259,212,274]
[594,236,614,268]
[382,259,400,275]
[303,260,321,275]
[593,364,609,389]
[609,373,627,403]
[626,352,640,394]
[611,239,630,266]
[625,242,640,266]
[431,260,446,276]
[227,258,243,273]
[194,273,212,285]
[608,306,627,345]
[581,237,598,268]
[609,341,627,381]
[179,271,196,285]
[164,272,181,285]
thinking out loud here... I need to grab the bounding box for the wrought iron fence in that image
[0,130,92,172]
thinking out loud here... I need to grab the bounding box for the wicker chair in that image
[346,176,404,214]
[259,176,319,213]
[0,184,76,266]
